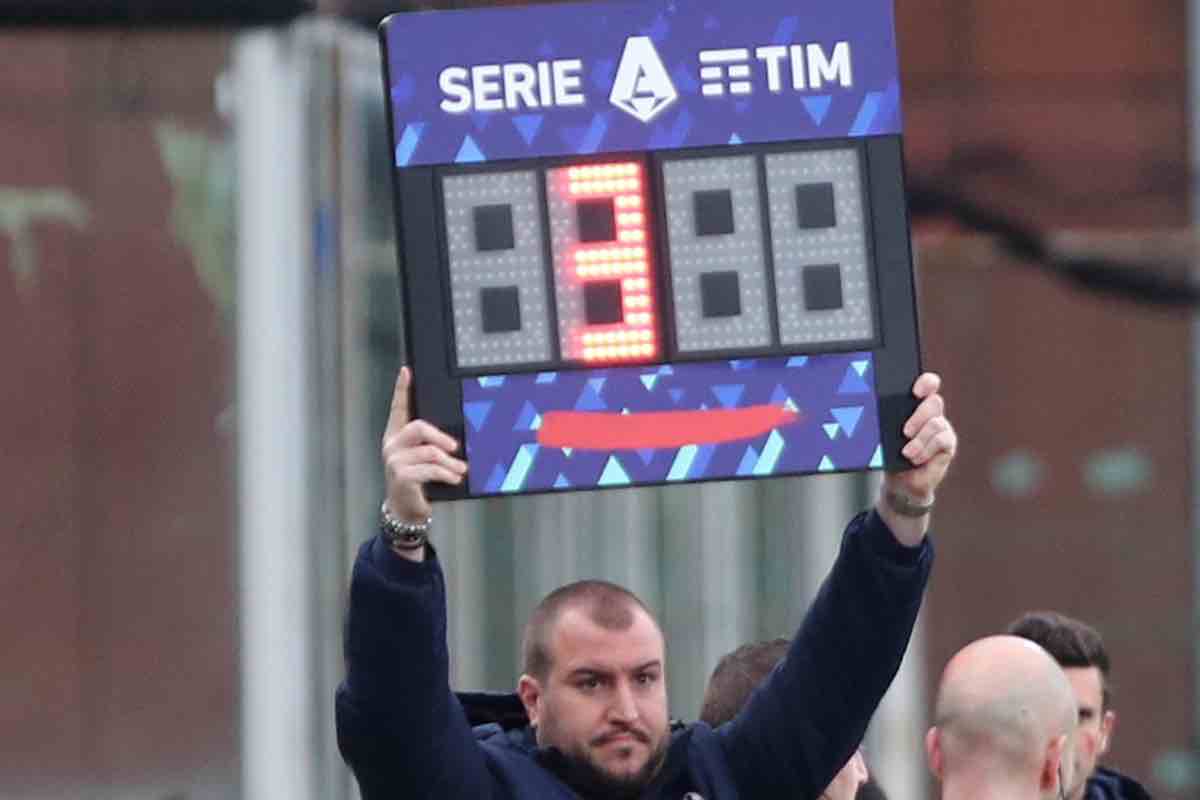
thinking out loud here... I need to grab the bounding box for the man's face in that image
[821,749,868,800]
[1062,666,1115,800]
[523,605,670,794]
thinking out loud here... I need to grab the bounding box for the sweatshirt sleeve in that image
[717,509,934,798]
[335,535,496,800]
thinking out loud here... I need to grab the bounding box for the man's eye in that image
[579,677,600,690]
[637,673,657,685]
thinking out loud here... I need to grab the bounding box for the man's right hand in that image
[381,367,468,560]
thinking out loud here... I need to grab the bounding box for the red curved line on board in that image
[536,405,802,450]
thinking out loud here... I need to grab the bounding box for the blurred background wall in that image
[0,1,1196,798]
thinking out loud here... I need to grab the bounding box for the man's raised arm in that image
[717,372,957,797]
[335,368,487,799]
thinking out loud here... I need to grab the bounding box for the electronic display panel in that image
[381,0,921,499]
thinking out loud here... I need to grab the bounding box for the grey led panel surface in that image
[443,170,553,369]
[662,155,772,354]
[765,149,876,347]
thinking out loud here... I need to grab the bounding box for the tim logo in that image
[609,36,678,123]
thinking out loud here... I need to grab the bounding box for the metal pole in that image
[234,29,317,800]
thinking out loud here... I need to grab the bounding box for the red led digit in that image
[560,161,659,364]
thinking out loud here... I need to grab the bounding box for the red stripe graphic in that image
[537,405,801,450]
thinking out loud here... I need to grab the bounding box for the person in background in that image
[926,635,1077,800]
[1008,611,1152,800]
[699,637,879,800]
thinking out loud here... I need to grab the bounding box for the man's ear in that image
[1041,732,1068,795]
[1099,710,1116,756]
[517,674,542,728]
[925,727,943,780]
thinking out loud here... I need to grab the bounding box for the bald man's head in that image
[927,636,1077,799]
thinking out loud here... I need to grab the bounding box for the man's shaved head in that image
[521,580,659,680]
[928,635,1077,798]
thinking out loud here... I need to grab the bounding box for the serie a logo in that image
[436,34,852,121]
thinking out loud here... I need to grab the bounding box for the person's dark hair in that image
[1007,610,1112,708]
[698,638,790,727]
[521,580,655,680]
[856,778,889,800]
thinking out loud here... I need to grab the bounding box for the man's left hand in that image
[878,372,957,546]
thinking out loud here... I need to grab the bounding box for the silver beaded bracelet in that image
[380,501,432,551]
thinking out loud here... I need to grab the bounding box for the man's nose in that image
[609,681,640,722]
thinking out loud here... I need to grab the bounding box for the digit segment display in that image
[382,0,921,499]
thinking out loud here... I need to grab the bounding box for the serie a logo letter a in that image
[609,36,678,123]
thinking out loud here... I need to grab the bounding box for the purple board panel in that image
[383,0,901,166]
[462,351,881,495]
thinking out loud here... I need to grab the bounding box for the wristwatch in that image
[380,501,432,551]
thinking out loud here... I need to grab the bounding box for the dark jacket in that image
[1086,766,1153,800]
[336,509,933,799]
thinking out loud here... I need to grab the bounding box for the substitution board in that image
[380,0,922,499]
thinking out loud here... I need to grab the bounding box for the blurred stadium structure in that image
[1,2,1198,799]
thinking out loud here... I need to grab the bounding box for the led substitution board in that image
[381,0,921,500]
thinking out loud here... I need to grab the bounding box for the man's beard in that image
[537,734,669,800]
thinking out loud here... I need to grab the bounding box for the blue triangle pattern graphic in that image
[554,473,571,489]
[787,356,809,368]
[823,423,840,440]
[484,462,506,492]
[831,406,865,437]
[561,114,610,154]
[575,386,607,411]
[770,384,790,405]
[869,445,884,468]
[849,92,883,136]
[818,455,836,472]
[668,388,686,405]
[501,444,538,492]
[712,384,745,409]
[838,366,871,394]
[394,122,426,167]
[852,359,870,377]
[802,95,833,126]
[754,430,786,475]
[689,444,717,478]
[463,401,493,432]
[736,446,759,476]
[455,134,485,163]
[512,114,544,145]
[640,374,659,392]
[728,132,744,145]
[772,16,799,44]
[514,401,539,431]
[598,456,631,486]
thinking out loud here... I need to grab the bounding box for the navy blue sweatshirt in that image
[336,509,933,799]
